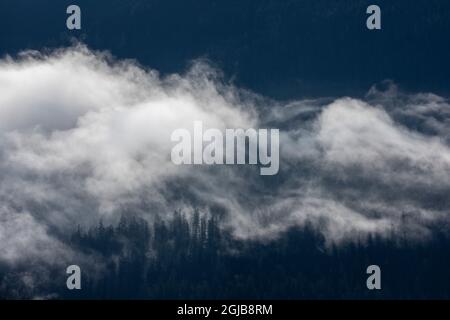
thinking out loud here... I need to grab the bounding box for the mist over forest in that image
[1,1,450,299]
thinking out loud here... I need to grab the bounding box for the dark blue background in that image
[1,0,449,99]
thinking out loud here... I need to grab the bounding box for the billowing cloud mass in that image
[1,45,450,267]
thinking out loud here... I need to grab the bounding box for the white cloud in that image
[1,45,450,266]
[0,206,72,265]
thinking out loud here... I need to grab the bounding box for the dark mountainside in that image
[1,214,450,299]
